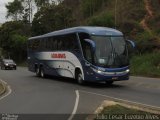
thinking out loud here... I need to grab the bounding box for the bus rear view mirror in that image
[127,40,135,48]
[126,40,136,55]
[84,39,96,53]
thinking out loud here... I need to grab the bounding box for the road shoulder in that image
[87,100,160,120]
[0,80,7,96]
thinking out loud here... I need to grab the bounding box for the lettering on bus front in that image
[51,53,66,59]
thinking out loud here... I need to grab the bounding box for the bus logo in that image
[51,53,66,59]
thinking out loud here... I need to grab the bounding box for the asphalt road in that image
[0,67,160,120]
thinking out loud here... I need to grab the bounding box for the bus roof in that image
[29,26,123,40]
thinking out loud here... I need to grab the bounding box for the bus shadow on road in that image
[82,81,127,89]
[33,75,127,89]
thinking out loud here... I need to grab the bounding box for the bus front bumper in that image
[85,68,130,82]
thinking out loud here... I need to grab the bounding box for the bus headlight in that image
[91,67,105,73]
[92,67,130,75]
[126,69,130,73]
[97,70,102,74]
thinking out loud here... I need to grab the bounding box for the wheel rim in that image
[40,69,44,77]
[77,73,83,84]
[36,68,39,76]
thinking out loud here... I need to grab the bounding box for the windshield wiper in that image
[106,49,114,67]
[106,46,124,67]
[112,47,123,65]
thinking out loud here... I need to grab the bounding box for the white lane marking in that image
[0,85,12,101]
[79,90,160,110]
[68,90,79,120]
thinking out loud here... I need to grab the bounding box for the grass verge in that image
[100,105,151,114]
[131,52,160,78]
[0,82,5,95]
[95,105,159,120]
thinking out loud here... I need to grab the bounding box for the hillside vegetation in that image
[0,0,160,76]
[71,0,160,54]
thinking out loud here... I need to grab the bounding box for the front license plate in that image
[112,77,118,80]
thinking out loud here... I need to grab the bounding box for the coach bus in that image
[27,26,135,85]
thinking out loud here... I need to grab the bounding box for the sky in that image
[0,0,57,23]
[0,0,14,23]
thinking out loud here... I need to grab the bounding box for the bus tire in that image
[35,66,40,77]
[76,71,85,85]
[40,67,45,78]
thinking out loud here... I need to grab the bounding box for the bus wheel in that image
[35,67,40,77]
[105,81,114,85]
[76,72,84,85]
[40,67,45,78]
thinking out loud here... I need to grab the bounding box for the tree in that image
[0,21,30,62]
[6,0,35,23]
[22,0,35,23]
[34,0,61,11]
[34,0,49,9]
[32,4,75,35]
[88,12,114,27]
[80,0,108,18]
[5,0,24,21]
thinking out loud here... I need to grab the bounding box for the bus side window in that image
[52,37,57,51]
[45,39,49,51]
[48,37,54,51]
[41,39,46,51]
[60,36,66,50]
[64,40,70,50]
[78,33,92,62]
[45,38,50,51]
[70,34,79,50]
[61,36,68,51]
[84,43,92,63]
[28,40,32,51]
[65,33,79,51]
[38,39,44,51]
[63,35,71,50]
[57,37,63,51]
[33,39,40,51]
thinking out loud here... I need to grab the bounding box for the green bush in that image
[131,52,160,77]
[80,0,109,18]
[87,12,114,27]
[135,31,155,54]
[118,20,143,36]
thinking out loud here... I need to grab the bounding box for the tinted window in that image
[40,38,46,51]
[56,33,79,51]
[57,37,63,50]
[28,39,40,51]
[28,40,32,50]
[28,33,79,51]
[46,37,54,50]
[78,33,92,62]
[84,43,92,63]
[69,34,79,50]
[52,38,57,50]
[34,39,40,50]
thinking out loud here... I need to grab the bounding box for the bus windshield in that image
[91,36,129,68]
